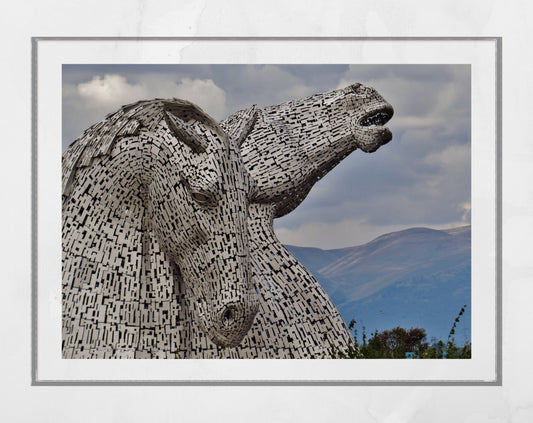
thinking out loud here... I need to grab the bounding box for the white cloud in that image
[172,77,227,120]
[77,74,148,109]
[459,202,471,223]
[75,74,228,118]
[63,73,229,149]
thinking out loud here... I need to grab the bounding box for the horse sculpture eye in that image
[190,191,214,206]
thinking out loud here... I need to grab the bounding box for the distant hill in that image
[286,225,471,344]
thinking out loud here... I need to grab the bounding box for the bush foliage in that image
[326,305,471,359]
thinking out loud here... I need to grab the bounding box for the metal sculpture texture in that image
[62,83,393,358]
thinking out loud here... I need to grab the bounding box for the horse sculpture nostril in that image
[221,306,236,327]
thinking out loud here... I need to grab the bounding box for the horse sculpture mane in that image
[62,98,222,196]
[63,84,393,358]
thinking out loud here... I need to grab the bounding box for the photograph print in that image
[61,64,471,360]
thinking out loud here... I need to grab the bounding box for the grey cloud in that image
[275,65,470,244]
[62,66,231,150]
[62,64,470,248]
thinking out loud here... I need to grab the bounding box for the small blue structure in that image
[405,352,415,359]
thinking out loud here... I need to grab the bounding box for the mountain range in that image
[286,225,471,344]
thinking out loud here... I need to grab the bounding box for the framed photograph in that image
[32,37,500,384]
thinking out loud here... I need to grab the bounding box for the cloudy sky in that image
[62,64,470,249]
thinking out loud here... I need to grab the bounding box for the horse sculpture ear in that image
[220,105,258,148]
[163,110,208,154]
[163,99,229,154]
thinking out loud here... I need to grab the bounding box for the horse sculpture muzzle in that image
[202,291,259,348]
[347,83,394,153]
[182,227,259,348]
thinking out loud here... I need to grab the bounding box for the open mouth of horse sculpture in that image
[354,105,393,152]
[359,107,394,128]
[342,84,394,153]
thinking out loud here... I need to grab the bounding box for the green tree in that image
[362,327,428,358]
[330,305,472,359]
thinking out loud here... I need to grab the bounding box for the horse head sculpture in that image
[224,83,394,217]
[62,99,258,357]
